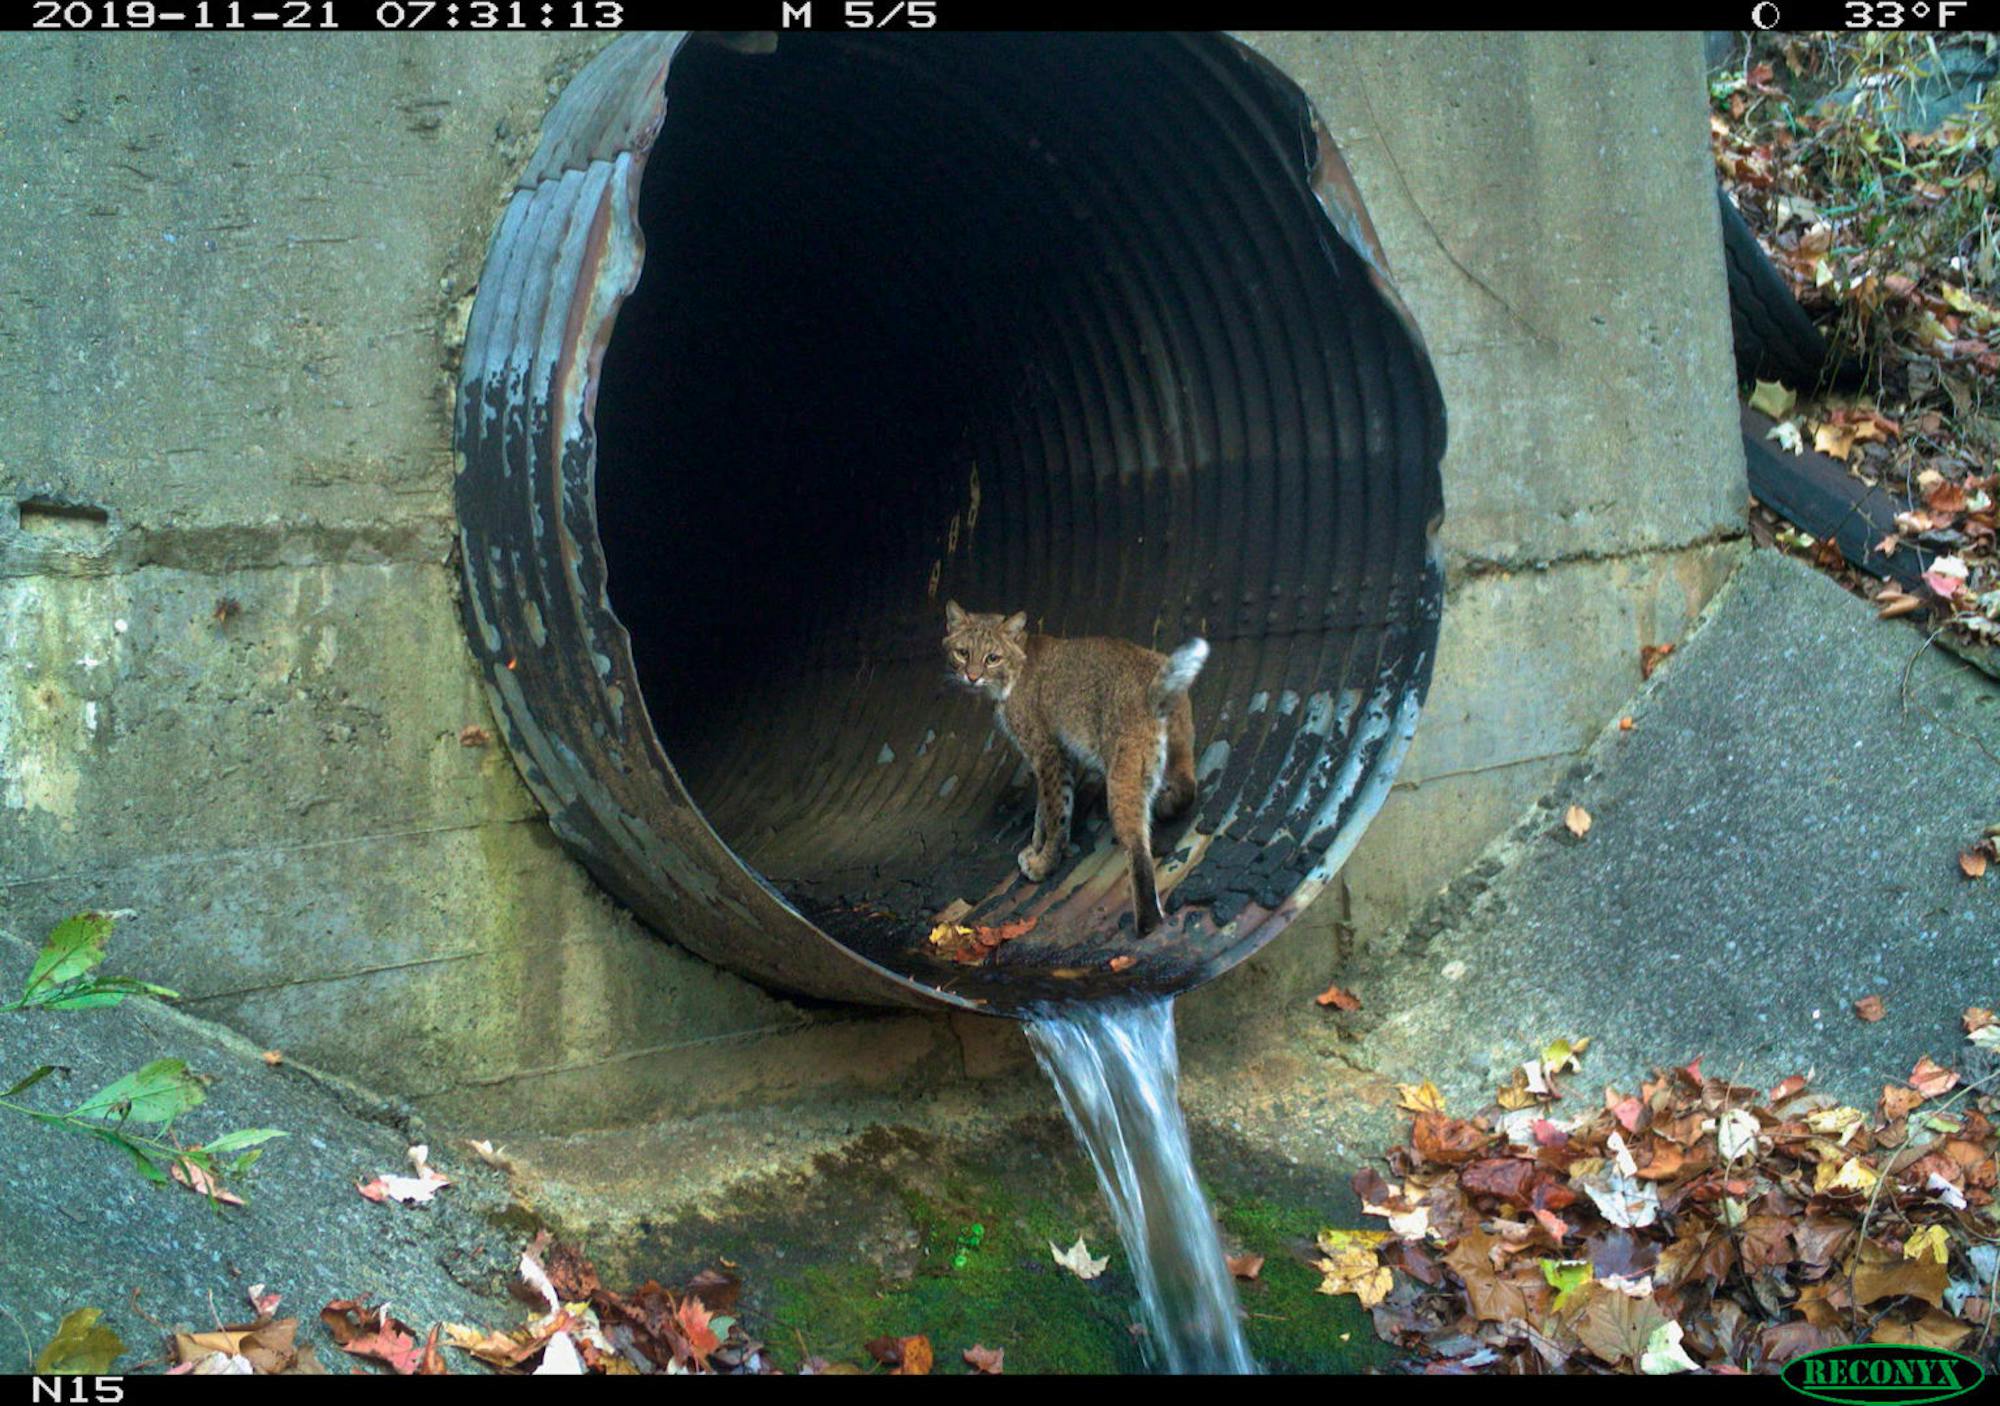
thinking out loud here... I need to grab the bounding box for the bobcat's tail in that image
[1148,637,1209,714]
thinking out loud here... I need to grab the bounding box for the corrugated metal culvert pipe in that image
[453,31,1445,1015]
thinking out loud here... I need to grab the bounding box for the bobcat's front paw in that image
[1017,846,1057,883]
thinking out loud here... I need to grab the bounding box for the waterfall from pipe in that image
[1025,995,1257,1374]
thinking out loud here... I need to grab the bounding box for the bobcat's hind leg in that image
[1109,733,1165,934]
[1154,694,1199,821]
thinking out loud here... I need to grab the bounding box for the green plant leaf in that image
[20,913,114,1003]
[71,1058,203,1126]
[33,1307,124,1374]
[32,975,180,1011]
[197,1127,286,1156]
[2,1065,59,1099]
[1540,1258,1592,1312]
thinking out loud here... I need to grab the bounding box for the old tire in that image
[1719,184,1837,388]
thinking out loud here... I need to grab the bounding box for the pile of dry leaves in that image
[146,1236,770,1376]
[1712,38,2000,658]
[1320,1015,2000,1374]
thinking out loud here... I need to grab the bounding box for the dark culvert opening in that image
[455,32,1445,1015]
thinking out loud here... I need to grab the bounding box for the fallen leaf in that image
[1574,1288,1671,1367]
[1639,1319,1702,1375]
[171,1158,245,1207]
[962,1344,1004,1375]
[676,1297,721,1369]
[464,1138,513,1171]
[1962,849,1989,880]
[1855,1250,1948,1308]
[865,1334,932,1375]
[1910,1057,1959,1099]
[1854,995,1886,1022]
[1814,423,1857,460]
[1050,1236,1109,1280]
[35,1307,124,1374]
[261,1050,283,1066]
[1412,1111,1491,1164]
[458,725,492,748]
[1315,1230,1394,1307]
[1564,805,1592,838]
[1716,1108,1759,1162]
[533,1332,583,1376]
[1315,983,1361,1011]
[1905,1225,1950,1264]
[416,1325,449,1376]
[1397,1080,1446,1114]
[342,1323,424,1375]
[1107,955,1136,972]
[1924,555,1969,599]
[1226,1253,1264,1281]
[1640,643,1675,679]
[1749,380,1797,420]
[358,1146,452,1205]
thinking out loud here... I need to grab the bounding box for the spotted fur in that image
[942,600,1205,935]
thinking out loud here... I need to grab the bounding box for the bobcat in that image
[942,601,1207,935]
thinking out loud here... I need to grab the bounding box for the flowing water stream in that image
[1024,995,1257,1374]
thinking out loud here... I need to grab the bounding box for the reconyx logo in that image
[1781,1345,1985,1405]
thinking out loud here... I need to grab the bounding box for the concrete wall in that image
[0,31,1744,1130]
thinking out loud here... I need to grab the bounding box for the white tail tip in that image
[1157,637,1209,697]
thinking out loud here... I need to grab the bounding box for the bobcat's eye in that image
[985,652,1000,664]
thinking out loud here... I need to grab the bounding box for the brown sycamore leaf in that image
[1573,1287,1671,1368]
[1412,1111,1491,1164]
[1853,1246,1948,1308]
[1961,849,1989,880]
[1226,1252,1264,1281]
[1854,995,1886,1022]
[1872,1310,1974,1352]
[1966,1008,1997,1034]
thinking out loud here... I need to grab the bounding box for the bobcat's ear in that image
[1003,611,1028,637]
[944,599,965,629]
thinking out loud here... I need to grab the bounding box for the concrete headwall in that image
[0,31,1744,1130]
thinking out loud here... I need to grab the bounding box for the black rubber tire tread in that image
[1719,184,1834,389]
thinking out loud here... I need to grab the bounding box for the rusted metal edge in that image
[453,32,1446,1017]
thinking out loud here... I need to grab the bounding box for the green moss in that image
[763,1174,1143,1374]
[751,1148,1393,1375]
[1214,1194,1397,1374]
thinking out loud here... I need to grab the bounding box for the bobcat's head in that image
[942,601,1028,701]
